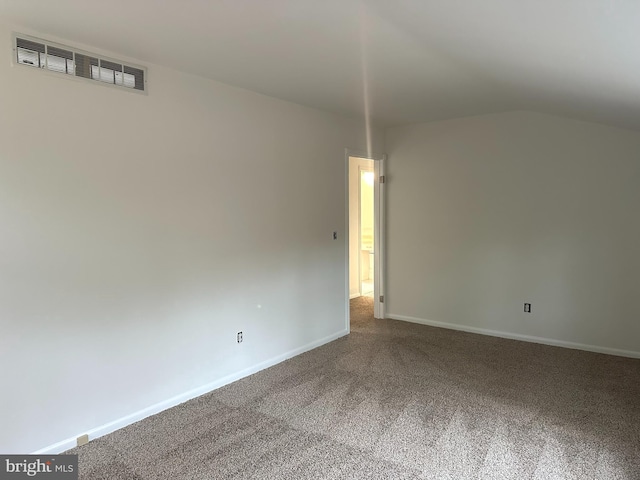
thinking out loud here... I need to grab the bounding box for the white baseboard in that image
[349,292,360,299]
[387,313,640,359]
[33,329,349,455]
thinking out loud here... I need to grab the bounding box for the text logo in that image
[0,456,77,479]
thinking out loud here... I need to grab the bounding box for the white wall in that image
[386,111,640,356]
[0,24,383,453]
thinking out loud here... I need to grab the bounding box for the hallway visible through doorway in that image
[348,156,375,301]
[359,168,374,297]
[346,150,385,326]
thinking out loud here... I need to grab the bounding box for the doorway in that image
[346,152,385,328]
[359,168,375,297]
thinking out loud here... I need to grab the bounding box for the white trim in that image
[373,154,386,319]
[349,292,361,299]
[387,313,640,359]
[344,151,351,334]
[32,329,348,455]
[345,148,385,163]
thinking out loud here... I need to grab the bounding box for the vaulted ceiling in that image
[2,0,639,129]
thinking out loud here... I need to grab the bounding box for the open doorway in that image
[347,153,385,329]
[350,159,374,300]
[360,168,375,297]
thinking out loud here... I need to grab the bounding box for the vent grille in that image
[14,34,146,92]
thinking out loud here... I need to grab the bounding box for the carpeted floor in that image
[68,296,640,479]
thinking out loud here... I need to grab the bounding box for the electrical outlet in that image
[524,303,531,313]
[237,331,243,343]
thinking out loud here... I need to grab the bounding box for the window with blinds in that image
[14,34,146,93]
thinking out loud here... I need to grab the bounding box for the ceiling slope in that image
[2,0,639,129]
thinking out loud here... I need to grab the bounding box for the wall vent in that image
[13,33,147,93]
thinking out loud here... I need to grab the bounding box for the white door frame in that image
[373,153,386,320]
[344,148,386,331]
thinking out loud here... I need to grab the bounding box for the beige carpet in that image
[68,296,640,479]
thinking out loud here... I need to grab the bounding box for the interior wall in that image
[386,111,640,355]
[348,157,374,298]
[0,23,383,453]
